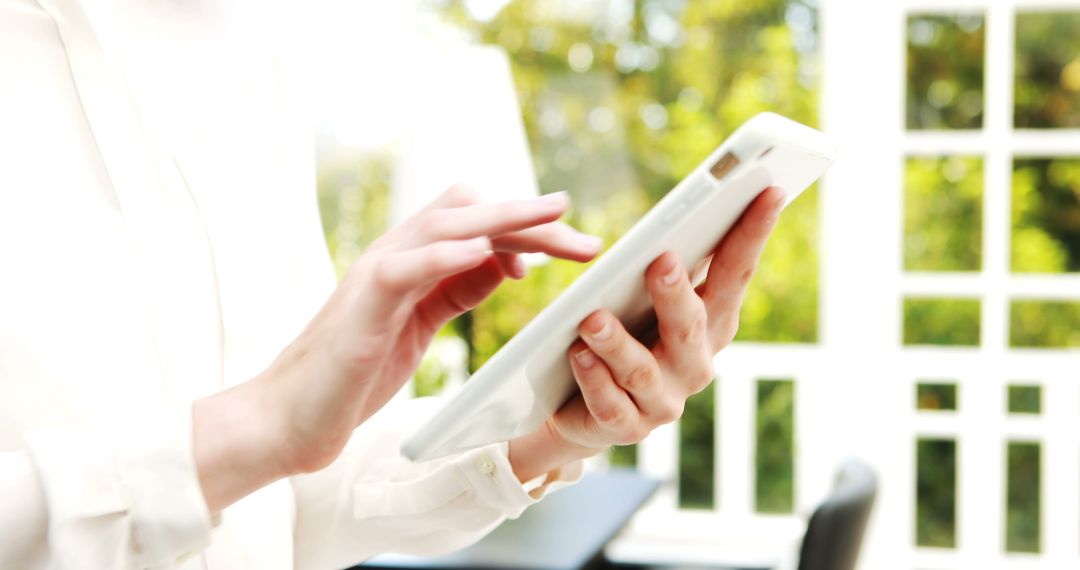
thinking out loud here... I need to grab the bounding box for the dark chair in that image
[795,459,877,570]
[605,458,877,570]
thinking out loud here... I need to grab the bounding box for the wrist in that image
[508,419,603,483]
[193,377,290,512]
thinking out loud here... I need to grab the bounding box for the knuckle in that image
[689,366,715,395]
[622,364,658,391]
[422,214,450,238]
[370,257,401,291]
[429,240,458,260]
[700,356,717,383]
[577,371,607,393]
[501,200,531,221]
[652,398,684,424]
[677,314,707,346]
[628,425,651,443]
[713,257,739,281]
[594,405,626,426]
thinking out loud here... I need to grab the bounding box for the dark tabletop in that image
[356,469,661,570]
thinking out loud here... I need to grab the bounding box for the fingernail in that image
[771,187,787,208]
[662,263,681,286]
[511,255,527,278]
[541,191,569,208]
[578,234,604,251]
[587,317,612,340]
[467,236,492,255]
[574,348,597,368]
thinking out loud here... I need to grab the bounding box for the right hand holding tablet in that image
[507,187,785,481]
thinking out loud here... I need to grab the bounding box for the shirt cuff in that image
[456,442,584,520]
[351,440,584,523]
[24,405,214,567]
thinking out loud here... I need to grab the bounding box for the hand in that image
[195,186,602,511]
[509,187,785,481]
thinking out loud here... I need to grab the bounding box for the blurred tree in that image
[316,153,393,277]
[903,298,981,346]
[1015,12,1080,129]
[678,381,716,509]
[1007,385,1041,415]
[906,14,985,130]
[1006,442,1041,553]
[1010,300,1080,348]
[1012,158,1080,273]
[904,156,983,272]
[916,383,957,411]
[916,438,956,548]
[437,0,821,364]
[433,0,816,507]
[755,379,794,513]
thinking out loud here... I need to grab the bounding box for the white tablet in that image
[403,112,836,461]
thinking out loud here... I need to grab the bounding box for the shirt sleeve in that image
[4,405,216,569]
[290,397,584,570]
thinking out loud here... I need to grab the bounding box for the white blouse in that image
[0,0,578,568]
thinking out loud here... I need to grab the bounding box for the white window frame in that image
[617,1,1080,568]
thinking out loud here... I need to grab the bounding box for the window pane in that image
[316,155,392,277]
[1006,441,1042,553]
[904,298,981,346]
[905,156,983,271]
[735,187,819,344]
[917,383,958,411]
[413,365,446,397]
[906,14,985,130]
[679,382,716,510]
[1008,384,1041,414]
[1010,300,1080,348]
[916,438,957,548]
[1014,12,1080,129]
[756,379,795,514]
[609,444,638,468]
[1011,158,1080,273]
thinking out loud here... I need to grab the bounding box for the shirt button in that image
[475,455,497,476]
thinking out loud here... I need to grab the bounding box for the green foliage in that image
[903,298,981,346]
[906,15,985,130]
[442,0,820,351]
[1014,12,1080,129]
[678,381,716,510]
[1007,384,1041,415]
[755,379,794,514]
[469,256,596,371]
[610,444,638,468]
[435,1,818,489]
[1010,300,1080,348]
[1006,442,1041,553]
[916,438,956,548]
[916,382,957,411]
[413,358,449,397]
[316,153,392,277]
[1011,158,1080,273]
[904,156,983,272]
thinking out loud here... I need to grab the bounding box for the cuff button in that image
[475,455,497,476]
